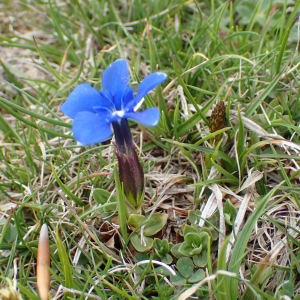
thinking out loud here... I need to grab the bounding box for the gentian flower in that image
[61,59,167,146]
[61,59,167,210]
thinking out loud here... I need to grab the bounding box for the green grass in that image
[1,0,300,299]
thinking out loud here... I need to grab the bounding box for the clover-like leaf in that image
[211,229,219,241]
[188,269,205,283]
[188,209,202,225]
[155,266,173,277]
[193,250,208,267]
[183,224,198,236]
[178,241,197,257]
[171,243,185,259]
[189,245,203,256]
[198,232,211,251]
[161,254,173,265]
[177,257,194,278]
[199,227,213,237]
[170,271,186,286]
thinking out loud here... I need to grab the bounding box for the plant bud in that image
[37,224,50,300]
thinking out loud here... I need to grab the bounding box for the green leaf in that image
[237,106,245,165]
[155,266,173,277]
[177,257,194,278]
[193,250,208,268]
[216,234,232,300]
[16,169,30,184]
[128,214,145,228]
[275,16,298,74]
[128,213,168,237]
[184,232,202,248]
[170,271,186,286]
[192,178,239,187]
[130,233,153,252]
[93,188,117,213]
[183,224,198,236]
[18,283,40,300]
[143,213,168,236]
[3,223,18,243]
[188,269,205,283]
[210,158,239,184]
[33,37,64,82]
[172,57,209,127]
[224,199,237,226]
[171,243,185,259]
[178,241,195,257]
[177,112,206,137]
[93,188,115,205]
[277,281,294,297]
[161,254,173,265]
[188,210,202,225]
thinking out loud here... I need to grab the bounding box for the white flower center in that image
[112,110,125,117]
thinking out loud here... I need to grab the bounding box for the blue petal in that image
[61,83,113,119]
[102,59,129,111]
[124,107,160,127]
[73,111,113,145]
[125,72,167,111]
[121,86,134,109]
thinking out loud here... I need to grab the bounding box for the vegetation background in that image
[1,0,300,299]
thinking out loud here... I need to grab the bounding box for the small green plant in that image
[153,238,173,264]
[224,198,237,226]
[128,213,168,252]
[170,224,211,268]
[170,257,205,285]
[189,210,219,242]
[153,282,174,299]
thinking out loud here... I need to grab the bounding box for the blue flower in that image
[61,59,167,145]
